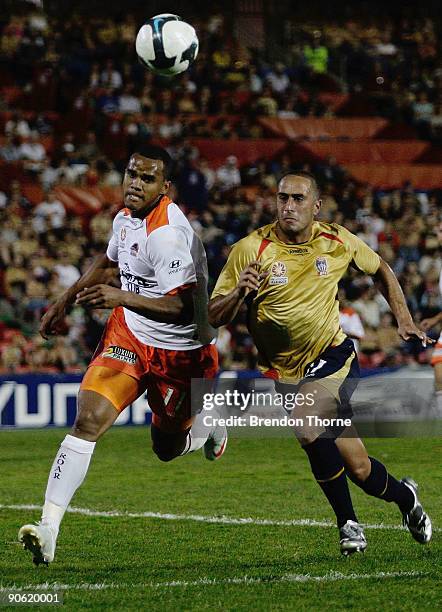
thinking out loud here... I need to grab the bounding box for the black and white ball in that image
[135,14,199,77]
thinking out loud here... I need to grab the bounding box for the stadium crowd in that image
[0,5,441,373]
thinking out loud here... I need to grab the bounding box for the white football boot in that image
[204,422,228,461]
[18,522,57,566]
[401,478,432,544]
[339,520,367,556]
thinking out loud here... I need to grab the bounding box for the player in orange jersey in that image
[19,145,226,566]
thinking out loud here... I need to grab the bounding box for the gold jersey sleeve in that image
[333,224,381,275]
[211,230,266,298]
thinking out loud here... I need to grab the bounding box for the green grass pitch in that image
[0,428,440,610]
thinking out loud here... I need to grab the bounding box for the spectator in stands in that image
[8,180,31,213]
[376,312,402,353]
[266,63,290,94]
[352,284,382,328]
[254,86,279,116]
[100,59,122,89]
[56,157,81,184]
[0,135,21,161]
[199,158,216,190]
[412,91,434,139]
[77,131,100,163]
[96,88,119,114]
[19,132,47,174]
[216,155,242,192]
[53,251,81,289]
[13,226,39,261]
[89,62,101,90]
[32,190,66,237]
[248,65,263,93]
[140,84,156,114]
[89,201,113,246]
[5,111,31,138]
[118,84,141,114]
[182,159,210,211]
[158,112,183,140]
[303,35,329,74]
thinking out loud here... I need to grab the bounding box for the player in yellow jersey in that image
[209,171,433,555]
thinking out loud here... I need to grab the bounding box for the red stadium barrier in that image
[258,117,388,140]
[344,164,442,189]
[53,186,109,215]
[189,138,288,168]
[298,141,430,164]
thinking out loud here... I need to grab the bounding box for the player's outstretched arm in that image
[208,262,267,328]
[75,284,194,325]
[40,254,118,339]
[374,258,433,346]
[421,312,442,331]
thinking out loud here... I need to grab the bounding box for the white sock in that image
[42,434,96,534]
[180,411,214,455]
[436,391,442,415]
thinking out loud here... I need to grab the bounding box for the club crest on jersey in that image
[269,261,288,285]
[120,227,126,241]
[101,345,137,365]
[130,242,139,257]
[315,256,328,276]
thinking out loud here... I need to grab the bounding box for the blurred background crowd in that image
[0,0,441,374]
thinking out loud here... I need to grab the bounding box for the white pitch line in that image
[1,503,440,532]
[0,571,428,592]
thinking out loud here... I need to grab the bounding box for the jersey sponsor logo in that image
[101,345,137,365]
[315,256,328,276]
[121,264,156,289]
[130,242,139,257]
[288,247,308,254]
[168,259,182,274]
[269,261,288,285]
[120,228,126,241]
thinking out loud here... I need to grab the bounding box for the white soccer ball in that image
[135,14,199,77]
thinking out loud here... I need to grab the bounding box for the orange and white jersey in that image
[431,268,442,365]
[339,306,365,352]
[106,196,216,350]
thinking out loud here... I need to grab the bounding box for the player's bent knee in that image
[150,425,188,462]
[295,428,321,447]
[152,445,180,462]
[72,409,103,441]
[348,459,371,482]
[72,390,119,441]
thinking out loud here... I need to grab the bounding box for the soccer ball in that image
[135,14,199,77]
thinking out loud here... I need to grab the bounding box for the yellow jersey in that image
[211,221,380,380]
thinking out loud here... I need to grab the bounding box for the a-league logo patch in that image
[101,345,137,365]
[315,256,328,276]
[120,228,126,241]
[269,261,288,285]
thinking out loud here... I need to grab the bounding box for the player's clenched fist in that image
[237,261,268,297]
[39,301,67,339]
